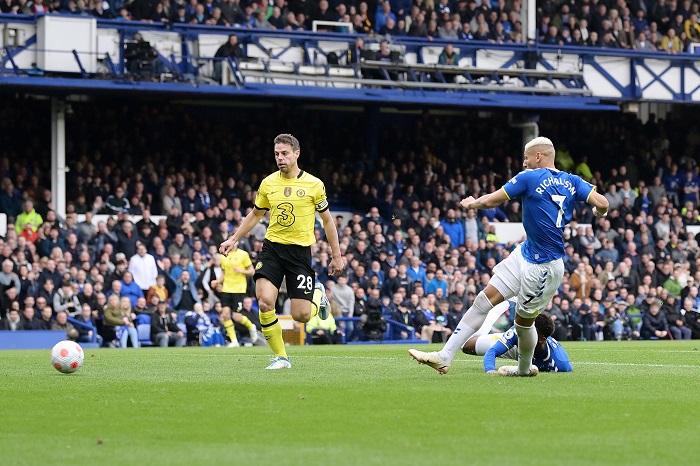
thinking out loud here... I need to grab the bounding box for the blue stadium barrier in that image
[326,317,428,345]
[0,330,73,350]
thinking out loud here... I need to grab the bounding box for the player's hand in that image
[328,256,346,276]
[460,196,477,210]
[219,237,238,256]
[592,207,608,218]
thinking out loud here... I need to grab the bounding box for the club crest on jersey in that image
[284,187,292,197]
[296,189,305,197]
[255,261,263,270]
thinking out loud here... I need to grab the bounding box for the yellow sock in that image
[260,310,287,359]
[310,288,322,318]
[223,319,238,343]
[238,315,255,332]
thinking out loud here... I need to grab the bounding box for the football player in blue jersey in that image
[462,311,573,374]
[410,137,609,376]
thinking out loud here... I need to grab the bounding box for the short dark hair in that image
[274,133,300,152]
[535,313,555,339]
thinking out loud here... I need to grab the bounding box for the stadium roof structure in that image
[4,15,695,110]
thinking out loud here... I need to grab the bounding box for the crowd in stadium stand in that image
[3,0,700,53]
[0,100,699,346]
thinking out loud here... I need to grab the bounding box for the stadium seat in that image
[137,324,153,346]
[136,314,151,325]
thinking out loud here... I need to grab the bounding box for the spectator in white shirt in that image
[128,243,159,295]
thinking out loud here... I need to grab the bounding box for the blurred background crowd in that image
[4,0,700,52]
[0,99,699,346]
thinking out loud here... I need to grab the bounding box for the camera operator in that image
[359,288,386,341]
[125,33,159,80]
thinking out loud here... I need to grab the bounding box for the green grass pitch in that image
[1,341,698,466]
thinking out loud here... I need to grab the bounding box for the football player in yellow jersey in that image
[214,250,259,347]
[219,133,345,369]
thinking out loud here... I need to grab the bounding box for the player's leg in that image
[253,242,289,368]
[437,248,524,361]
[471,300,512,340]
[408,284,506,373]
[256,277,289,367]
[462,333,503,356]
[219,295,240,347]
[224,294,258,344]
[409,248,523,373]
[511,259,564,376]
[283,245,327,321]
[230,311,258,344]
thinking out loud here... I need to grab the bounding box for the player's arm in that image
[319,208,345,276]
[219,208,265,256]
[483,340,511,373]
[460,188,510,211]
[483,327,518,373]
[587,189,609,218]
[552,344,573,372]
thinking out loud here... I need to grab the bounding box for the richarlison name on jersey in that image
[534,176,577,196]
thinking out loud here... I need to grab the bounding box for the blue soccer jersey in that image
[502,168,595,263]
[483,326,573,373]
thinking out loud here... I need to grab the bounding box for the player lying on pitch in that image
[461,300,573,375]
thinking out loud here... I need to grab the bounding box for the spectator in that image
[172,270,200,312]
[14,200,43,235]
[640,300,669,340]
[120,271,144,307]
[668,297,693,340]
[53,279,81,317]
[214,34,245,83]
[51,310,79,341]
[0,306,23,331]
[129,242,158,294]
[151,299,186,347]
[306,311,344,344]
[36,306,53,330]
[116,221,139,259]
[75,302,102,345]
[107,296,139,348]
[105,187,130,214]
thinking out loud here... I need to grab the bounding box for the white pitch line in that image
[572,361,700,369]
[573,348,700,354]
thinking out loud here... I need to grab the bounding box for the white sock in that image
[472,300,511,339]
[438,291,495,363]
[515,323,537,375]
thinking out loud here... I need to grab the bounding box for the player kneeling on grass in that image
[462,312,572,375]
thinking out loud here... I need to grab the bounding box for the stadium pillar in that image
[51,98,67,218]
[522,121,538,147]
[509,113,539,148]
[524,0,536,44]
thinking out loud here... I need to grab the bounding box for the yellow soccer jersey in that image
[254,170,328,246]
[221,249,252,294]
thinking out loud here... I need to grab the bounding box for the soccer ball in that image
[50,340,84,374]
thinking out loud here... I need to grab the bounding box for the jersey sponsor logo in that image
[276,202,296,227]
[296,189,305,197]
[255,261,263,270]
[284,187,292,197]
